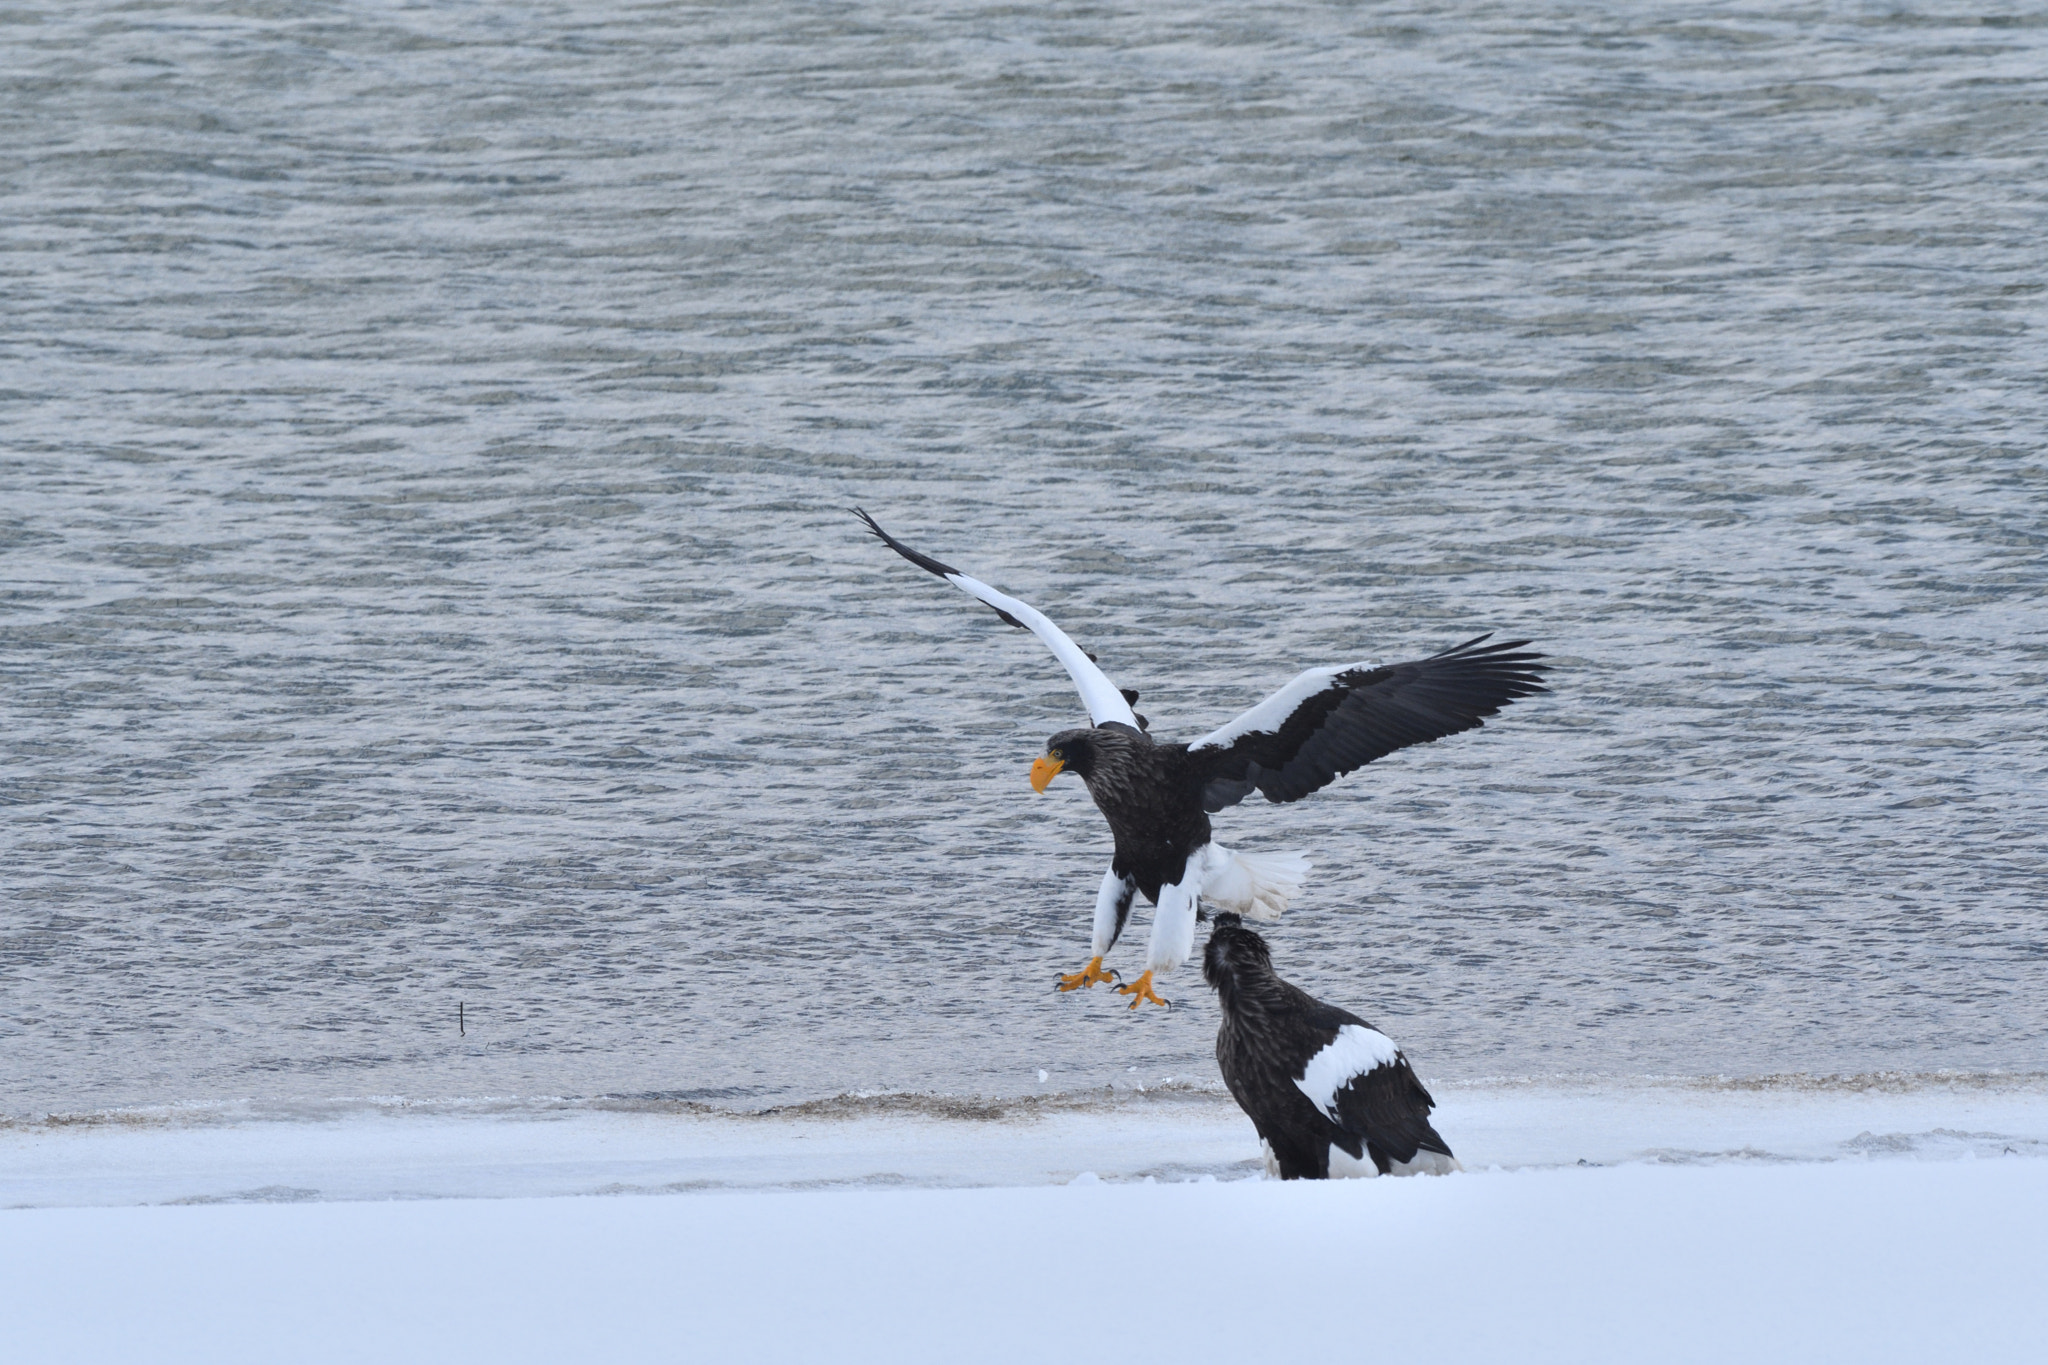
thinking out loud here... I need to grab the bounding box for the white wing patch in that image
[943,572,1139,729]
[1188,662,1379,751]
[1293,1023,1402,1123]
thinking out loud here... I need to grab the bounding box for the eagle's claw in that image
[1056,955,1119,992]
[1115,970,1169,1010]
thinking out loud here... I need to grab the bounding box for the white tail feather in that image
[1197,844,1311,920]
[1388,1150,1463,1177]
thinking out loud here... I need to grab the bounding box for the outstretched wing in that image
[856,510,1141,730]
[1187,634,1548,810]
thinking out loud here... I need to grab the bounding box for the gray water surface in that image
[3,1,2046,1118]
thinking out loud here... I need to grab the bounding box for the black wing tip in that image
[854,508,1029,630]
[1430,631,1553,693]
[852,507,962,581]
[1431,631,1543,660]
[852,505,889,544]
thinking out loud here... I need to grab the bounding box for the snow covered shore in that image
[7,1159,2046,1364]
[8,1077,2045,1206]
[5,1080,2046,1363]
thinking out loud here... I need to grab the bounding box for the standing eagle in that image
[858,510,1547,1008]
[1204,912,1457,1179]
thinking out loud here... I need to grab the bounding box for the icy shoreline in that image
[5,1076,2045,1209]
[5,1078,2046,1363]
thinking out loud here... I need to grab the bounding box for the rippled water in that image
[3,1,2045,1118]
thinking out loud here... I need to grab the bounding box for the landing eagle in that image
[858,511,1548,1008]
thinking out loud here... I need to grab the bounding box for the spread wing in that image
[1186,634,1548,810]
[856,510,1141,730]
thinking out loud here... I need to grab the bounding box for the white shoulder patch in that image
[1293,1023,1402,1122]
[1188,662,1378,752]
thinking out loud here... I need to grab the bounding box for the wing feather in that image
[1289,989,1454,1170]
[1332,1055,1455,1169]
[857,510,1141,730]
[1188,633,1548,809]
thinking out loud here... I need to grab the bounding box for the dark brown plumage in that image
[1205,913,1456,1180]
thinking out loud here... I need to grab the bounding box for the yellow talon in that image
[1056,955,1118,992]
[1114,970,1169,1010]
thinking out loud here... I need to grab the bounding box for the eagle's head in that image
[1201,912,1272,1003]
[1029,726,1115,793]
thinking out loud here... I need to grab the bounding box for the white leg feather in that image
[1144,857,1204,975]
[1090,866,1132,956]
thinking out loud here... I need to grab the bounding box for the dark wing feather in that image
[1333,1057,1454,1169]
[1290,986,1452,1170]
[1189,633,1549,810]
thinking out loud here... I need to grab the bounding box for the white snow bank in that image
[4,1078,2044,1208]
[4,1157,2045,1365]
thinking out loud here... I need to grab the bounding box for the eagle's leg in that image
[1115,969,1169,1009]
[1057,868,1135,992]
[1056,956,1116,991]
[1117,857,1201,1011]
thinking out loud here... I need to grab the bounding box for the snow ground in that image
[4,1078,2043,1206]
[4,1081,2045,1363]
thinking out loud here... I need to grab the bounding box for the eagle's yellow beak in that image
[1029,755,1065,793]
